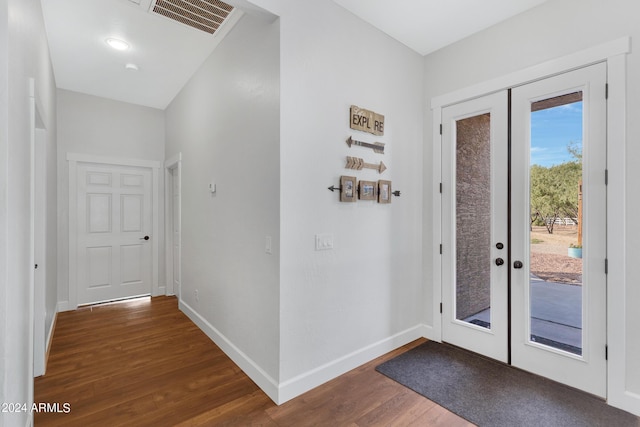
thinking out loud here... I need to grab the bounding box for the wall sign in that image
[350,105,384,136]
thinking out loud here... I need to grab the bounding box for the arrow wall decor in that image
[345,156,387,174]
[346,136,385,154]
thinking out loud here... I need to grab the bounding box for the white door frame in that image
[33,126,47,377]
[430,37,631,412]
[29,79,47,380]
[164,153,182,299]
[68,153,162,310]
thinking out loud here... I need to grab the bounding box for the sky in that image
[530,101,583,167]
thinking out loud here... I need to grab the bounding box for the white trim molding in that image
[431,37,630,109]
[179,299,280,402]
[165,152,182,168]
[277,324,428,404]
[180,296,429,406]
[164,153,182,298]
[66,153,162,309]
[605,53,637,416]
[43,306,59,375]
[66,153,161,169]
[430,106,443,344]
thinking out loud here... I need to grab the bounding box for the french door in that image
[442,91,509,363]
[441,63,607,397]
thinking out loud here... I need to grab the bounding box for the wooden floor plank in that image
[35,296,471,426]
[353,387,436,426]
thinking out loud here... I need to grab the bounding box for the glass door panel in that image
[456,114,492,328]
[529,93,584,355]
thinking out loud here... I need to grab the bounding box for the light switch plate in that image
[315,233,334,251]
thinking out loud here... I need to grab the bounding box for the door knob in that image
[495,258,504,266]
[514,260,523,269]
[140,235,150,241]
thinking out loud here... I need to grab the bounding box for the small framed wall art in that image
[358,180,377,201]
[340,175,357,203]
[378,180,391,204]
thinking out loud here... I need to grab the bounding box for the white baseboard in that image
[165,283,175,296]
[57,300,70,312]
[179,300,280,402]
[47,304,59,346]
[277,324,427,404]
[421,323,441,342]
[43,306,59,374]
[609,390,640,417]
[178,305,430,405]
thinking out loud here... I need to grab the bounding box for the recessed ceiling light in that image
[106,38,130,51]
[125,63,139,71]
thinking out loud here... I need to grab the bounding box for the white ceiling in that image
[41,0,245,110]
[41,0,551,110]
[333,0,551,56]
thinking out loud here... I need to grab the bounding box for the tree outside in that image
[530,143,582,234]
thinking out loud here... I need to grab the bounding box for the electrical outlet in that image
[195,289,199,302]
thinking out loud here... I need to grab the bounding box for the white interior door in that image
[441,91,509,363]
[511,63,607,397]
[76,163,153,305]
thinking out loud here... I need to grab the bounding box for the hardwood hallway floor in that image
[35,296,472,426]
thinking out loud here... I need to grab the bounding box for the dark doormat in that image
[376,341,640,427]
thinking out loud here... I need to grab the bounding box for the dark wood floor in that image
[35,296,472,426]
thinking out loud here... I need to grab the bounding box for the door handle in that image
[140,235,150,241]
[495,258,504,266]
[514,260,523,269]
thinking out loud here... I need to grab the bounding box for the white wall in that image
[422,0,640,415]
[244,0,425,402]
[165,12,281,391]
[56,89,165,307]
[0,0,8,419]
[1,0,57,425]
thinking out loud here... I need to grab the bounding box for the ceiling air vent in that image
[150,0,234,34]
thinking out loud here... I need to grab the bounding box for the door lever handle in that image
[140,235,150,241]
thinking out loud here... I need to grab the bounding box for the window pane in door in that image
[529,92,583,355]
[456,113,492,328]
